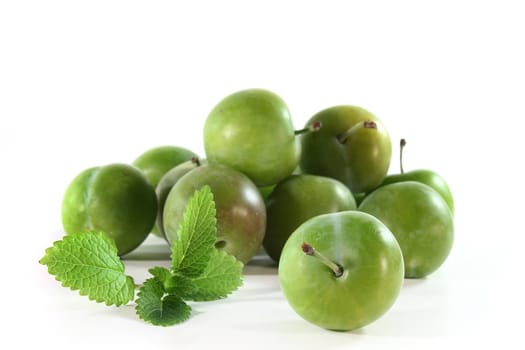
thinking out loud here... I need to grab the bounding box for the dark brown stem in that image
[191,156,201,167]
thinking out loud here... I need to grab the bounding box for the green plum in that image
[163,163,266,264]
[299,105,392,193]
[378,139,454,215]
[381,170,454,215]
[279,211,404,331]
[61,163,157,256]
[133,145,197,236]
[263,174,356,262]
[155,159,200,240]
[203,88,300,186]
[359,181,454,278]
[133,145,197,187]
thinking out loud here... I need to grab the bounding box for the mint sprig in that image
[135,186,243,325]
[40,185,244,326]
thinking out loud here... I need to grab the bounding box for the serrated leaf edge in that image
[185,250,244,301]
[40,231,135,307]
[135,277,192,326]
[170,185,218,278]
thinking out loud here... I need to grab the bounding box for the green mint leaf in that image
[135,277,191,326]
[149,267,195,298]
[171,185,217,278]
[148,267,172,284]
[164,274,196,298]
[39,231,135,307]
[184,249,244,301]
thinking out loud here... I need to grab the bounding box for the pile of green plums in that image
[61,88,454,331]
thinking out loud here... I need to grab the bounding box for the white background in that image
[1,1,524,349]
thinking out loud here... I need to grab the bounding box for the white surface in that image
[1,1,525,349]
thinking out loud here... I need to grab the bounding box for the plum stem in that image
[337,120,377,144]
[191,156,201,167]
[400,138,406,174]
[294,121,322,135]
[301,242,343,278]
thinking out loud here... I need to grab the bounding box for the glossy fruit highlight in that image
[203,88,300,186]
[299,105,392,193]
[279,211,404,331]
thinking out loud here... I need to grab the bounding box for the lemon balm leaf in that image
[135,277,192,326]
[164,274,196,298]
[148,266,172,284]
[170,185,217,278]
[184,249,244,301]
[39,231,135,307]
[149,267,195,297]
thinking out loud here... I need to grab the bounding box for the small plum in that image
[61,163,157,256]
